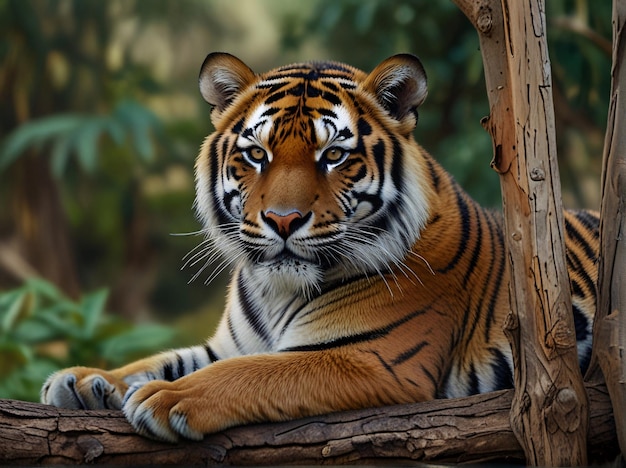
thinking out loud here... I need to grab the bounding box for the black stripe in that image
[573,210,599,235]
[320,80,340,92]
[238,275,272,345]
[572,303,590,343]
[176,353,185,379]
[484,211,506,342]
[317,107,338,118]
[371,139,386,190]
[210,136,236,227]
[369,350,401,385]
[574,303,592,375]
[570,278,584,297]
[467,363,480,395]
[283,307,426,353]
[566,244,597,297]
[438,187,471,273]
[427,213,441,225]
[420,364,439,390]
[390,136,404,192]
[426,157,440,192]
[227,313,245,353]
[321,90,341,106]
[565,216,598,262]
[465,208,497,344]
[438,366,453,398]
[232,117,245,134]
[490,347,513,390]
[462,203,483,288]
[162,362,174,382]
[357,117,372,136]
[391,340,428,366]
[191,353,199,372]
[135,413,160,439]
[265,90,288,104]
[204,344,219,362]
[261,107,280,117]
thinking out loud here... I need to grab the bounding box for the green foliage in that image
[0,278,176,402]
[0,100,163,177]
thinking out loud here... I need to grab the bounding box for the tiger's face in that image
[195,53,433,296]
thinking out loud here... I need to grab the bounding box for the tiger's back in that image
[406,160,598,397]
[41,53,599,442]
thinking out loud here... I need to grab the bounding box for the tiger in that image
[41,53,599,443]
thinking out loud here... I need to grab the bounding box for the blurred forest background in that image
[0,0,612,401]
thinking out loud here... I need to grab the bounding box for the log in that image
[0,383,617,465]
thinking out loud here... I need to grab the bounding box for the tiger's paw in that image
[41,367,128,410]
[122,380,204,442]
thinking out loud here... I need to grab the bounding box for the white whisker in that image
[407,251,435,276]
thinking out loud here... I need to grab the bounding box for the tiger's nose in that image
[262,210,308,239]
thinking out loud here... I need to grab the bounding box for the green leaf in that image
[0,115,84,171]
[12,318,63,344]
[106,119,125,145]
[114,100,160,162]
[0,342,31,376]
[0,288,29,334]
[29,302,85,340]
[25,277,65,302]
[50,132,75,177]
[80,288,108,339]
[100,324,176,366]
[75,117,107,174]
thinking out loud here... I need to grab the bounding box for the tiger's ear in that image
[363,54,428,122]
[199,52,256,112]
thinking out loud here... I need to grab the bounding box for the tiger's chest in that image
[213,258,510,386]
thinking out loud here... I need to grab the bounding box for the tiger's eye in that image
[323,147,345,162]
[248,147,267,163]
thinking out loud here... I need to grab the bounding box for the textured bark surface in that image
[587,0,626,458]
[453,0,589,465]
[0,384,618,465]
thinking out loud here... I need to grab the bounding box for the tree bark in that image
[0,383,617,465]
[452,0,589,465]
[587,0,626,459]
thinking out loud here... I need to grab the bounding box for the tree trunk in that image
[6,153,81,299]
[0,384,617,465]
[452,0,588,465]
[587,0,626,459]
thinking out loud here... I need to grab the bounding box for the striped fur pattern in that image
[41,53,599,442]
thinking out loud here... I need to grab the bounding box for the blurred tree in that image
[0,0,219,321]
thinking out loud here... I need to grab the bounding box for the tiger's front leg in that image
[121,348,436,442]
[41,345,215,411]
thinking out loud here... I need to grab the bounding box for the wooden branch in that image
[588,0,626,457]
[453,0,589,465]
[0,383,617,465]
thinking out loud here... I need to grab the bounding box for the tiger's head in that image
[194,53,433,297]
